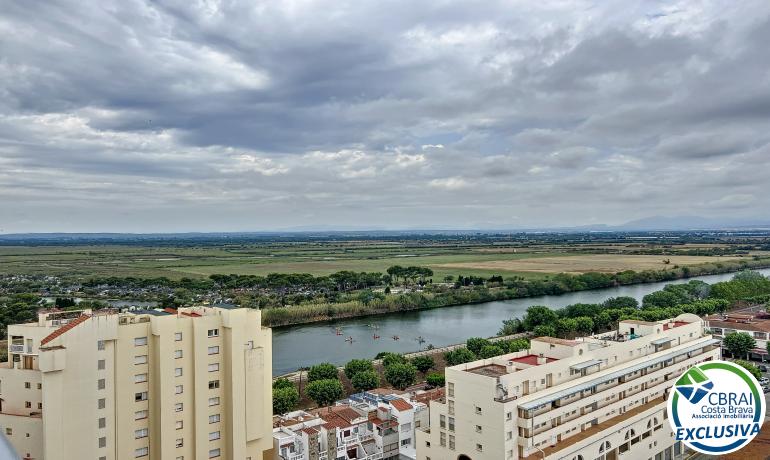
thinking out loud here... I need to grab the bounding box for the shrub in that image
[426,372,445,387]
[344,359,374,380]
[411,355,435,373]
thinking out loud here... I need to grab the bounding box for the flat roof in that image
[518,338,719,410]
[532,337,579,346]
[466,364,508,377]
[651,337,675,346]
[570,359,602,371]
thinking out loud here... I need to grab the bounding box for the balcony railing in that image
[9,345,25,353]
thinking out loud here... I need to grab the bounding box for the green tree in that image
[380,353,408,368]
[410,355,435,373]
[308,363,339,382]
[351,370,380,392]
[444,348,476,366]
[466,337,492,355]
[426,372,445,387]
[574,316,594,336]
[533,324,556,337]
[273,378,294,390]
[734,360,762,380]
[385,362,417,390]
[479,345,504,359]
[498,318,523,336]
[523,306,558,330]
[344,359,374,380]
[555,318,577,338]
[722,332,756,359]
[306,379,344,407]
[272,387,300,414]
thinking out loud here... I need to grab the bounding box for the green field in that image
[0,240,755,281]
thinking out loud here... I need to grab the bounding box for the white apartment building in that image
[272,388,442,460]
[417,313,721,460]
[0,305,273,460]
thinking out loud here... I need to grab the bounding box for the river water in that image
[272,269,770,375]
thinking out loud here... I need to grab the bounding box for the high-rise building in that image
[0,305,273,460]
[416,314,720,460]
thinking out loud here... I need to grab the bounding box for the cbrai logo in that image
[667,360,766,455]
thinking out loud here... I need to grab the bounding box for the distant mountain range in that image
[1,216,769,241]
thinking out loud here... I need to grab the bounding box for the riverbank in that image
[263,258,770,328]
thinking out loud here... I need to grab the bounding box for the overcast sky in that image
[1,0,770,233]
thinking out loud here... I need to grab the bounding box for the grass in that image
[0,241,754,281]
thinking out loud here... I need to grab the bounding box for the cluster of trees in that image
[0,293,39,338]
[386,266,434,286]
[444,337,529,366]
[499,272,770,339]
[374,352,437,390]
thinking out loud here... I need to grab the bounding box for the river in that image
[272,269,770,375]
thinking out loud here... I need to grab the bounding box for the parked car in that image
[759,377,769,385]
[759,364,768,373]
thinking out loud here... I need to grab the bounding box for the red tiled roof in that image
[510,354,558,366]
[389,399,413,411]
[412,388,445,405]
[40,314,91,346]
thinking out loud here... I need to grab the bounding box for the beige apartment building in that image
[0,305,273,460]
[416,313,721,460]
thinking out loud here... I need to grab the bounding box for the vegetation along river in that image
[272,268,770,375]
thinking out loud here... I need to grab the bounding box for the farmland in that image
[0,232,764,282]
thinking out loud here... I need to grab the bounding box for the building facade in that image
[0,305,273,460]
[416,314,721,460]
[705,307,770,361]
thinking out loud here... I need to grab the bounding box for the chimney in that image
[537,353,546,365]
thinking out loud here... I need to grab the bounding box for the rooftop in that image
[663,321,689,330]
[510,354,559,366]
[466,363,508,377]
[39,314,91,345]
[532,336,579,346]
[389,399,413,412]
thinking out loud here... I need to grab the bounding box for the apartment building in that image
[705,307,770,361]
[272,388,443,460]
[0,305,273,460]
[416,313,721,460]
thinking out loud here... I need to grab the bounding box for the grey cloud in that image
[1,0,770,232]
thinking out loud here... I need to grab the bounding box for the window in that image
[449,435,455,450]
[176,439,184,448]
[175,385,184,394]
[175,332,183,341]
[175,403,183,412]
[440,432,446,447]
[135,374,147,384]
[209,431,221,441]
[208,346,219,355]
[208,380,220,389]
[475,406,482,415]
[135,355,147,365]
[4,428,10,436]
[174,350,183,359]
[98,359,106,370]
[401,438,411,446]
[208,363,219,372]
[135,447,149,457]
[99,437,106,448]
[25,401,31,408]
[135,410,148,420]
[476,444,483,452]
[97,378,106,389]
[24,382,31,389]
[98,417,106,429]
[475,425,482,433]
[439,414,446,429]
[176,421,183,430]
[37,383,41,389]
[135,392,148,402]
[506,411,512,420]
[134,337,147,346]
[97,340,105,351]
[448,417,455,432]
[208,397,220,406]
[98,398,106,409]
[209,414,220,424]
[208,329,219,338]
[135,428,148,439]
[38,402,42,409]
[448,383,454,397]
[175,368,183,377]
[209,448,221,458]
